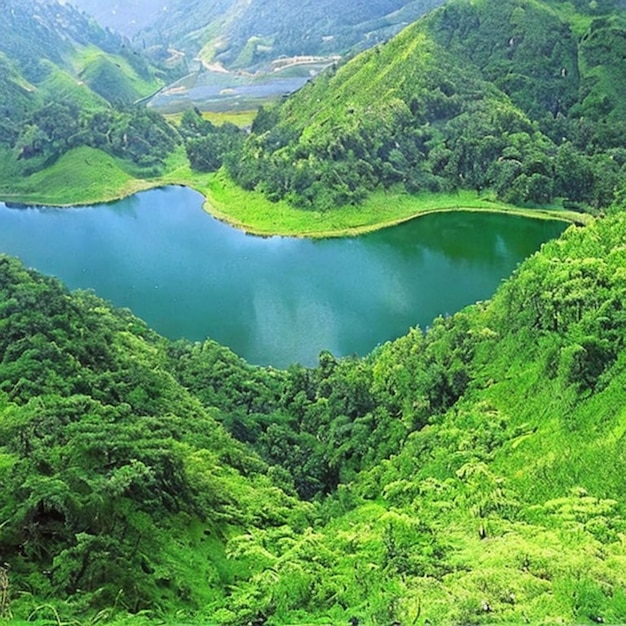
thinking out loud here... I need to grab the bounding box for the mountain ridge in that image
[224,0,626,214]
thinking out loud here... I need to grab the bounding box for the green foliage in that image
[0,0,159,107]
[227,0,626,213]
[0,256,305,621]
[2,208,626,623]
[9,102,180,180]
[0,0,179,201]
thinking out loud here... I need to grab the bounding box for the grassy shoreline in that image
[0,148,592,235]
[196,170,592,237]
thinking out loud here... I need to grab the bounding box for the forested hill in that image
[225,0,626,212]
[0,0,161,108]
[135,0,446,70]
[2,205,626,623]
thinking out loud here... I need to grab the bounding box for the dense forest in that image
[1,198,626,625]
[211,0,626,213]
[2,0,625,220]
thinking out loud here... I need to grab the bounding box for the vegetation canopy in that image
[0,0,626,623]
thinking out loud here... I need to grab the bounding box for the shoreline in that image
[0,177,592,237]
[202,198,591,239]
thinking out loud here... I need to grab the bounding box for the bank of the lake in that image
[0,186,568,367]
[0,146,591,235]
[199,169,592,238]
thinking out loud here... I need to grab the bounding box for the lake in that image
[0,187,566,367]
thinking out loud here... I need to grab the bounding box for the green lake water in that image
[0,186,566,367]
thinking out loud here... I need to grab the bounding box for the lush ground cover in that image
[1,206,625,625]
[200,170,591,237]
[0,147,154,206]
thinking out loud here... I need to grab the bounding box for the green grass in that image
[72,45,162,104]
[38,61,108,110]
[196,170,591,237]
[165,110,258,128]
[0,147,153,206]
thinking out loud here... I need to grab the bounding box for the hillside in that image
[224,0,626,214]
[0,254,306,622]
[0,0,161,107]
[137,0,446,70]
[0,1,182,205]
[1,202,626,623]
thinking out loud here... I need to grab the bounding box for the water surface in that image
[0,187,566,367]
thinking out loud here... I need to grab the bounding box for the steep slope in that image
[0,255,305,621]
[0,54,38,147]
[0,1,180,204]
[2,207,626,623]
[190,210,626,625]
[226,0,626,213]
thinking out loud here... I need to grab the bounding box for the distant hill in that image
[227,0,626,212]
[0,0,161,108]
[137,0,446,70]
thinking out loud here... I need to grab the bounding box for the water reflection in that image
[0,187,566,367]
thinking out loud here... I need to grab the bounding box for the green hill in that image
[1,1,626,623]
[0,254,305,622]
[225,0,626,214]
[0,146,152,206]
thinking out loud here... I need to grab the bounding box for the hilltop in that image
[0,0,624,238]
[0,0,162,107]
[224,0,626,217]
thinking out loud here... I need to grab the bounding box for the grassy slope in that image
[0,254,307,624]
[37,61,110,110]
[0,147,154,206]
[0,0,608,233]
[73,46,162,104]
[362,215,626,624]
[199,170,590,236]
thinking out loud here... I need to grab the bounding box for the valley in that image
[0,0,625,624]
